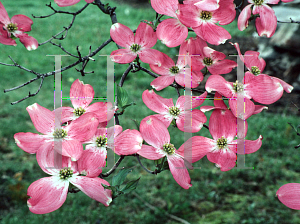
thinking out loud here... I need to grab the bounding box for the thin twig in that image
[277,18,300,24]
[135,154,158,175]
[99,155,125,178]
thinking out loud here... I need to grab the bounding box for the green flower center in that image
[217,136,227,149]
[169,106,180,117]
[203,57,213,66]
[130,44,141,53]
[7,23,18,32]
[169,66,180,74]
[233,80,244,93]
[200,11,212,20]
[96,135,107,148]
[74,107,86,116]
[163,143,175,155]
[253,0,264,5]
[59,167,73,180]
[251,66,261,75]
[53,128,68,139]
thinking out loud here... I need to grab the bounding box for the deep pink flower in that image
[54,0,94,7]
[14,103,98,161]
[238,0,279,37]
[149,52,203,91]
[138,116,192,189]
[177,0,236,45]
[114,129,143,155]
[57,79,114,124]
[205,74,284,119]
[191,46,237,75]
[110,22,163,65]
[277,183,300,210]
[178,93,262,171]
[27,144,112,214]
[0,1,38,50]
[151,0,189,47]
[231,42,293,93]
[142,89,207,133]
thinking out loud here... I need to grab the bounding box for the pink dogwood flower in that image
[277,183,300,210]
[14,103,98,161]
[27,144,112,214]
[205,74,284,119]
[149,52,203,91]
[184,0,220,11]
[54,0,94,7]
[110,22,163,65]
[178,93,262,171]
[231,42,293,93]
[57,79,114,124]
[151,0,189,47]
[238,0,279,37]
[176,0,236,45]
[191,46,237,75]
[138,116,192,189]
[0,1,38,50]
[142,89,207,133]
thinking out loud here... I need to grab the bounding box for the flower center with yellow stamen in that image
[169,106,180,117]
[59,167,73,180]
[163,143,175,155]
[217,136,227,149]
[233,80,244,93]
[200,11,212,20]
[53,128,68,139]
[7,23,18,32]
[251,66,261,75]
[169,66,180,74]
[203,57,213,66]
[96,135,107,148]
[253,0,264,5]
[130,43,141,53]
[74,107,86,116]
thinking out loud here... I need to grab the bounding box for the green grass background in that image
[0,0,299,223]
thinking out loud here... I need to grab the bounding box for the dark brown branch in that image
[277,18,300,24]
[99,155,125,178]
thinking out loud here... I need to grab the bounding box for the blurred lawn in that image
[1,0,300,224]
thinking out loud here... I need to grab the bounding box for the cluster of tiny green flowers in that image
[253,0,264,5]
[203,57,213,66]
[200,11,212,20]
[59,167,73,180]
[96,135,107,148]
[169,66,180,74]
[233,80,244,93]
[217,136,227,149]
[251,66,261,75]
[163,143,175,155]
[53,128,67,139]
[130,44,141,52]
[7,23,18,32]
[74,107,86,116]
[169,106,180,117]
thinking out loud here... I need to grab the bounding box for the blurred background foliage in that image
[0,0,299,223]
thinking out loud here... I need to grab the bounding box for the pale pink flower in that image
[205,74,284,119]
[151,0,189,47]
[27,145,112,214]
[54,0,94,7]
[176,0,236,45]
[57,79,114,124]
[183,0,220,11]
[150,52,203,91]
[138,116,192,189]
[142,89,207,133]
[178,93,262,171]
[238,0,279,37]
[0,1,38,50]
[231,43,293,93]
[277,183,300,210]
[110,22,163,65]
[14,103,98,161]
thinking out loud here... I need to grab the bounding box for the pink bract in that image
[110,22,164,65]
[54,0,94,7]
[277,183,300,210]
[0,1,38,50]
